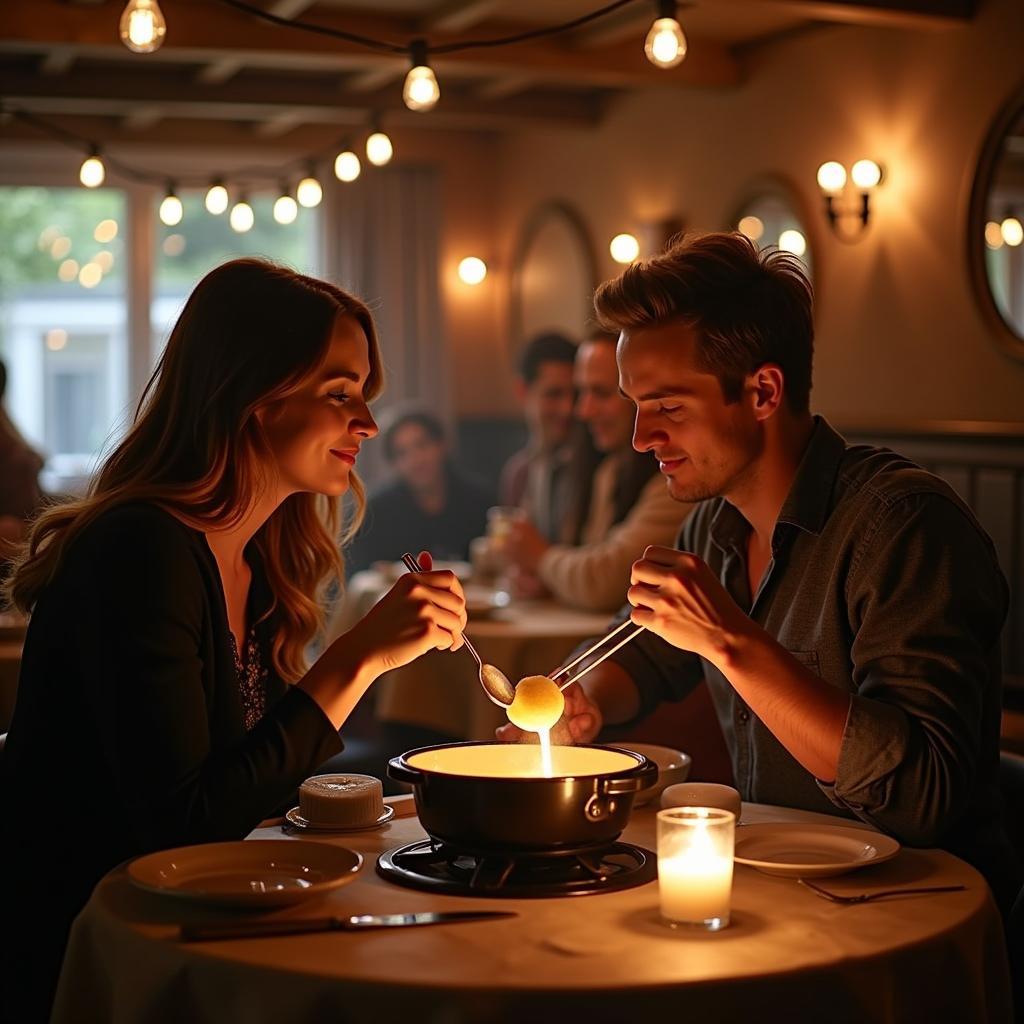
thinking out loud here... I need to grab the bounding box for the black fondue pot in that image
[388,741,656,852]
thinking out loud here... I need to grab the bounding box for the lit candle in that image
[657,807,734,930]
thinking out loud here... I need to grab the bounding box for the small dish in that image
[734,822,900,877]
[463,584,511,619]
[127,840,362,909]
[285,804,395,833]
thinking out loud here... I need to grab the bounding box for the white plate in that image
[285,804,395,833]
[734,823,900,877]
[127,840,363,909]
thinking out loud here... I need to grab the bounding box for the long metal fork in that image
[798,877,966,904]
[549,619,645,692]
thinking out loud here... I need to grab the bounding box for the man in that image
[499,333,578,542]
[504,332,687,612]
[502,233,1020,914]
[347,406,493,574]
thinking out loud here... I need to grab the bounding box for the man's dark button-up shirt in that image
[606,417,1019,910]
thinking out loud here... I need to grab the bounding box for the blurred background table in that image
[327,568,609,742]
[53,803,1013,1024]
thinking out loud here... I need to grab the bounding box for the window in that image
[0,186,127,492]
[152,191,321,357]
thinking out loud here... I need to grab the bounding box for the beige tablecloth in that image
[328,570,610,739]
[53,803,1013,1024]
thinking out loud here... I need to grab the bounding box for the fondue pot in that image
[388,742,656,852]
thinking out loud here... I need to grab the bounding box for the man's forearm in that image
[717,626,850,783]
[580,660,642,725]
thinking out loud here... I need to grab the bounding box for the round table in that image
[53,803,1013,1023]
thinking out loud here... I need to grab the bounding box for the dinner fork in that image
[798,877,966,904]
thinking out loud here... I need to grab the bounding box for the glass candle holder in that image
[657,806,735,931]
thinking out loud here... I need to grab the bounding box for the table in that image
[53,803,1013,1024]
[328,570,609,740]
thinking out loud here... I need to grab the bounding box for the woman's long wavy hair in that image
[5,258,383,682]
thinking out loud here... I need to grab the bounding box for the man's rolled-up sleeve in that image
[817,493,1008,846]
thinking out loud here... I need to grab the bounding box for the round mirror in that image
[970,84,1024,360]
[731,181,814,282]
[509,201,597,352]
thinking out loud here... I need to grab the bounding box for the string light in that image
[119,0,167,53]
[1002,217,1024,247]
[644,0,687,69]
[79,149,105,188]
[229,197,254,233]
[158,183,183,226]
[403,41,440,112]
[273,185,298,225]
[365,128,394,167]
[334,145,362,183]
[205,181,229,215]
[296,165,323,208]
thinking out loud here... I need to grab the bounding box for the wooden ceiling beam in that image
[424,0,505,34]
[0,72,605,130]
[725,0,974,28]
[0,0,740,89]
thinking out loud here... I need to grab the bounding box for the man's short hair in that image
[379,405,446,461]
[517,333,577,385]
[593,232,814,413]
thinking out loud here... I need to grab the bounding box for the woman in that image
[0,259,467,1021]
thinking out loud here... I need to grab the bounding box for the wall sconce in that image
[610,233,640,264]
[816,159,884,241]
[457,256,487,285]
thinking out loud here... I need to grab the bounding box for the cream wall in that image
[466,0,1024,423]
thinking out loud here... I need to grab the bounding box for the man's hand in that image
[504,519,550,574]
[495,681,602,745]
[627,545,752,667]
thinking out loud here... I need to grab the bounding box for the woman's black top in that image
[0,503,343,1020]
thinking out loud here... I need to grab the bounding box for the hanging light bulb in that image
[205,180,229,215]
[296,165,323,208]
[159,183,183,226]
[273,185,298,225]
[230,197,254,233]
[403,40,440,112]
[79,149,105,188]
[457,257,487,285]
[119,0,167,54]
[644,0,687,69]
[334,145,361,183]
[366,127,394,167]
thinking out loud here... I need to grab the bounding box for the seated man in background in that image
[504,331,688,612]
[504,232,1021,916]
[346,406,493,574]
[499,332,580,542]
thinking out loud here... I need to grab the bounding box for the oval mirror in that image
[731,182,814,282]
[970,83,1024,360]
[509,201,597,352]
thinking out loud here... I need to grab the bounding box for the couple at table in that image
[1,238,1019,1020]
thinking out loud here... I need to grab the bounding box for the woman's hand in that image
[495,681,603,745]
[351,550,468,677]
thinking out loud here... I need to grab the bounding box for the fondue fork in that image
[550,620,645,691]
[401,552,516,706]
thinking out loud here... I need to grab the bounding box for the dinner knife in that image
[180,910,517,942]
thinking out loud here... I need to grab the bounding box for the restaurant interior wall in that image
[487,0,1024,426]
